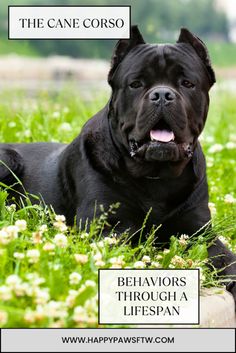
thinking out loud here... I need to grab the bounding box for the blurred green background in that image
[0,0,236,67]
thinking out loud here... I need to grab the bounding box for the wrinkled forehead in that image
[117,43,206,79]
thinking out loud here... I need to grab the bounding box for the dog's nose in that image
[149,87,175,104]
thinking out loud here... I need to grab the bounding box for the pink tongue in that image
[150,129,174,142]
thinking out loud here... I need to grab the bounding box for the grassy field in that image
[0,87,236,328]
[1,39,236,68]
[207,42,236,68]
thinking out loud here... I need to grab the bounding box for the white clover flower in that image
[59,122,72,132]
[55,215,66,222]
[163,249,170,254]
[32,277,46,287]
[142,255,151,263]
[34,306,47,321]
[26,249,40,263]
[68,289,78,296]
[15,219,27,231]
[84,280,96,288]
[110,232,118,238]
[90,242,98,250]
[80,232,89,239]
[53,264,62,271]
[8,121,16,128]
[206,156,214,168]
[24,310,37,324]
[53,221,68,232]
[24,305,47,324]
[84,295,98,312]
[39,224,48,233]
[69,272,82,285]
[77,284,86,294]
[43,242,55,252]
[208,144,223,153]
[26,273,45,287]
[0,310,8,326]
[52,111,60,119]
[171,255,185,267]
[53,215,67,232]
[179,234,189,247]
[133,261,146,269]
[109,255,124,263]
[53,233,68,248]
[155,254,163,260]
[49,319,65,328]
[0,285,12,301]
[109,256,125,268]
[104,237,117,245]
[203,135,214,143]
[24,130,31,138]
[0,229,11,245]
[208,202,217,216]
[6,204,16,212]
[97,240,104,248]
[229,133,236,142]
[45,301,68,319]
[13,252,25,260]
[93,252,102,261]
[74,254,88,264]
[25,273,36,281]
[34,288,50,305]
[95,260,105,267]
[73,306,88,323]
[13,282,29,297]
[19,283,32,297]
[224,194,236,204]
[65,290,78,308]
[225,142,236,149]
[151,261,161,268]
[6,274,21,288]
[5,225,19,240]
[110,264,123,268]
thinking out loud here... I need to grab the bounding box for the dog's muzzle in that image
[129,139,193,162]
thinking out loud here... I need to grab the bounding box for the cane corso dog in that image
[1,26,236,301]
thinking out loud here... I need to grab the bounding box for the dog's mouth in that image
[129,119,193,162]
[150,120,175,143]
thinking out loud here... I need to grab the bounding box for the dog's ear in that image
[108,25,145,84]
[177,28,215,86]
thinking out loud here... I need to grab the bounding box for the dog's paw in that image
[226,281,236,308]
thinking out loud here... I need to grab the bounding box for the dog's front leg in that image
[208,238,236,305]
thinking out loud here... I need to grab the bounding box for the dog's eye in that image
[182,80,195,88]
[129,80,143,89]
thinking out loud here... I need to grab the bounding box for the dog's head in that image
[108,26,215,177]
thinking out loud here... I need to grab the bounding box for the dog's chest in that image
[131,172,195,223]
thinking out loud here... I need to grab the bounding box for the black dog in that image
[1,26,236,301]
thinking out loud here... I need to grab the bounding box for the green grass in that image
[0,87,236,328]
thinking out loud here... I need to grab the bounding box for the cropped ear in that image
[108,25,145,84]
[177,28,216,86]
